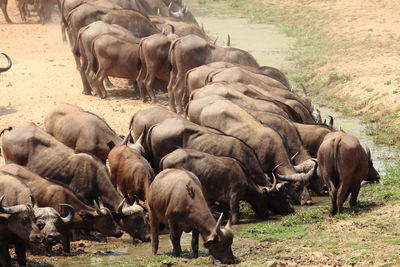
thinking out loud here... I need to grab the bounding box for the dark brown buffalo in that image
[186,97,317,184]
[317,131,380,215]
[44,103,122,163]
[128,106,181,141]
[188,82,303,123]
[1,123,150,242]
[0,164,123,253]
[167,34,259,112]
[0,0,12,23]
[148,168,235,263]
[66,4,159,94]
[0,53,12,73]
[108,132,155,203]
[91,34,140,98]
[75,21,141,96]
[136,33,179,102]
[144,117,294,215]
[160,149,277,223]
[0,187,42,266]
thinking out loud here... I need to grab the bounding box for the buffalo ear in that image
[107,141,115,150]
[204,233,217,248]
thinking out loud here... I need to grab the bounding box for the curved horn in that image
[215,212,223,234]
[226,34,230,46]
[93,200,104,215]
[264,172,277,193]
[117,198,126,216]
[122,127,133,146]
[59,203,75,224]
[328,115,334,128]
[290,152,299,162]
[276,162,316,182]
[30,195,38,209]
[225,219,231,230]
[0,53,12,73]
[168,2,172,11]
[161,27,166,35]
[0,195,28,214]
[272,163,282,173]
[130,128,146,155]
[213,36,218,45]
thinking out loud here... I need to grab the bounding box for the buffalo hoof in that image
[82,90,91,95]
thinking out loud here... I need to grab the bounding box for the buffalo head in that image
[116,199,150,242]
[88,200,123,238]
[204,213,235,264]
[0,195,43,243]
[363,145,380,182]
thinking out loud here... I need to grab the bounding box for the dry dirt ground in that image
[0,3,164,166]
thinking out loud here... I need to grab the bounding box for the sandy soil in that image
[0,3,167,167]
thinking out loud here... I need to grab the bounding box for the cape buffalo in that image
[1,123,150,242]
[317,131,380,215]
[144,117,294,215]
[167,34,259,112]
[108,132,155,203]
[44,103,122,163]
[0,53,12,73]
[148,168,235,263]
[0,164,124,253]
[136,33,179,102]
[160,149,277,223]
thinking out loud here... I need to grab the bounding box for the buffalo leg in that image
[326,180,338,216]
[191,230,199,258]
[94,65,109,99]
[349,185,361,207]
[14,237,27,266]
[0,0,12,23]
[144,73,157,103]
[336,182,351,214]
[0,240,11,267]
[61,231,71,254]
[229,196,240,225]
[167,72,177,113]
[168,219,182,257]
[104,77,114,88]
[149,211,159,255]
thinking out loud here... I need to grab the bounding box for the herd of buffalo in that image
[0,0,382,266]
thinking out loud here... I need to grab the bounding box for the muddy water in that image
[37,5,398,267]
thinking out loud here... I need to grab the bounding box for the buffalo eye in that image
[37,222,45,230]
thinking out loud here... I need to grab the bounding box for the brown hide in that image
[128,106,181,141]
[91,34,140,98]
[136,33,178,102]
[167,34,259,112]
[188,82,302,123]
[76,21,140,96]
[144,117,294,215]
[150,15,207,38]
[160,149,276,223]
[317,131,380,215]
[108,145,155,202]
[45,103,122,162]
[186,97,317,183]
[1,123,150,242]
[148,168,235,263]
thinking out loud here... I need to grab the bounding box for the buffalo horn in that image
[226,34,230,46]
[276,162,316,182]
[0,53,12,73]
[168,2,172,11]
[59,203,75,224]
[290,152,299,162]
[213,36,218,45]
[122,128,132,146]
[201,23,204,32]
[117,198,126,216]
[130,128,145,155]
[157,8,160,16]
[264,172,277,193]
[0,195,29,214]
[30,195,38,209]
[225,219,232,230]
[215,212,223,234]
[328,115,334,128]
[93,200,106,215]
